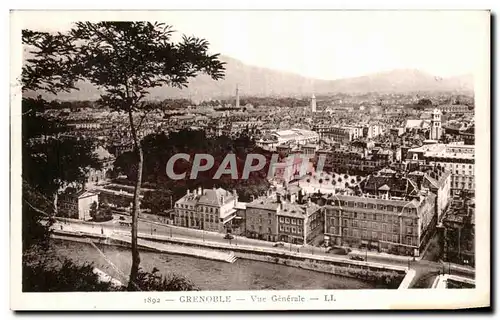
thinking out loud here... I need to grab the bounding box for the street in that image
[57,215,475,287]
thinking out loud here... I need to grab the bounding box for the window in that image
[268,219,272,225]
[393,234,398,243]
[268,228,272,233]
[279,225,284,231]
[382,233,387,241]
[279,217,284,223]
[353,220,358,227]
[343,219,348,226]
[291,218,296,225]
[407,227,412,234]
[285,226,290,232]
[285,218,290,224]
[268,212,271,218]
[372,232,377,239]
[363,231,368,239]
[292,227,296,233]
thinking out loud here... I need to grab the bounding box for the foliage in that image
[134,267,199,291]
[22,256,118,292]
[89,201,98,219]
[23,135,101,198]
[114,129,271,202]
[416,98,433,106]
[141,190,173,214]
[22,181,54,251]
[23,21,226,290]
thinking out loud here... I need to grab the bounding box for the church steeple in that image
[311,93,317,113]
[235,84,240,109]
[430,108,442,140]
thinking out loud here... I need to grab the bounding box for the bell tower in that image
[430,108,442,140]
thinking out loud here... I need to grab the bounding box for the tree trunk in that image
[127,108,143,291]
[53,192,58,217]
[128,145,143,290]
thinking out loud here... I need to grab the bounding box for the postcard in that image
[10,9,490,310]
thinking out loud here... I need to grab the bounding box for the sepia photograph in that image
[10,9,490,310]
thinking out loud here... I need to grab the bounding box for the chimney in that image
[290,194,296,203]
[220,195,225,204]
[187,189,190,195]
[198,186,202,195]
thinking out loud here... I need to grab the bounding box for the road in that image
[56,215,475,286]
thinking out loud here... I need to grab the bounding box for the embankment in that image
[53,229,407,288]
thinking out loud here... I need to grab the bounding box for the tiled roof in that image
[177,188,235,207]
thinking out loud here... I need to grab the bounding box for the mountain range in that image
[27,55,474,101]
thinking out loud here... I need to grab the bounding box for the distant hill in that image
[25,55,473,101]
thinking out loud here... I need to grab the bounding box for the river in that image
[50,239,377,290]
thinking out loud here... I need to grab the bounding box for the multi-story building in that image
[244,196,280,241]
[300,143,318,156]
[276,199,323,245]
[174,187,238,232]
[256,128,319,151]
[405,143,474,195]
[318,147,392,175]
[323,191,436,257]
[437,104,473,114]
[58,189,99,221]
[408,165,451,221]
[273,129,320,145]
[363,124,384,139]
[322,167,438,256]
[314,126,363,143]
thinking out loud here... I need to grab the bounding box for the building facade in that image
[174,187,238,232]
[406,144,474,195]
[58,190,99,221]
[244,197,279,241]
[430,108,443,141]
[323,192,436,256]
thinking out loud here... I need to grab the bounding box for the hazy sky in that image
[17,10,488,80]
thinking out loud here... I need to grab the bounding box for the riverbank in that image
[49,238,379,290]
[52,228,407,288]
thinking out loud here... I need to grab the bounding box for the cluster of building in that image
[171,163,452,257]
[46,89,475,262]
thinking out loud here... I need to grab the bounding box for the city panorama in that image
[19,13,478,295]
